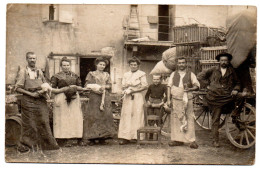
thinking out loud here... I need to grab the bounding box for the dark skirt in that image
[20,95,59,150]
[82,92,116,140]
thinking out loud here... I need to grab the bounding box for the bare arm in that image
[167,86,171,107]
[16,88,40,98]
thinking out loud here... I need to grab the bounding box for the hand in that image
[147,101,151,106]
[184,88,190,92]
[231,90,238,96]
[31,92,41,98]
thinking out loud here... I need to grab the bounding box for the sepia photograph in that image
[4,3,257,165]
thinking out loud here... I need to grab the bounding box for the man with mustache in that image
[15,52,59,153]
[197,53,241,147]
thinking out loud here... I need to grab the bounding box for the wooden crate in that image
[200,61,219,71]
[172,24,218,44]
[200,46,227,61]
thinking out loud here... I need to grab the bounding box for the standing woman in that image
[51,57,84,147]
[118,57,148,145]
[81,57,116,146]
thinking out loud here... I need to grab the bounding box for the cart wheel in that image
[194,105,226,130]
[160,107,171,138]
[193,94,225,130]
[225,103,256,149]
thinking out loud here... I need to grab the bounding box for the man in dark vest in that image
[167,57,200,149]
[15,52,59,153]
[197,52,241,147]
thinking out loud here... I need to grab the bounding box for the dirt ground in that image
[5,124,255,165]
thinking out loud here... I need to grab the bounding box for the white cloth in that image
[53,93,83,138]
[118,70,148,140]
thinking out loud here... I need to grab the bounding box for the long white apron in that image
[118,92,145,140]
[53,93,83,138]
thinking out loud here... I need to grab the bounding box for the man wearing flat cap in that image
[197,52,241,147]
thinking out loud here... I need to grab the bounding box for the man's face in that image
[177,59,187,71]
[152,76,161,85]
[26,54,37,68]
[129,62,139,72]
[61,61,71,73]
[219,56,229,68]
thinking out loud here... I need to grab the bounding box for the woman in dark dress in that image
[80,57,116,146]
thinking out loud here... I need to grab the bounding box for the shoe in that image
[119,139,129,145]
[168,141,184,147]
[78,140,88,146]
[213,141,220,147]
[99,139,109,145]
[17,144,30,153]
[189,141,199,149]
[88,140,96,146]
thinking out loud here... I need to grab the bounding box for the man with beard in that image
[197,53,241,147]
[15,52,59,153]
[167,57,200,149]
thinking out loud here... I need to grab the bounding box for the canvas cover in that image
[226,10,256,68]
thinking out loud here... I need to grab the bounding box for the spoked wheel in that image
[225,103,256,149]
[193,96,225,130]
[160,106,171,138]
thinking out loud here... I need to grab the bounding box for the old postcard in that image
[5,4,256,164]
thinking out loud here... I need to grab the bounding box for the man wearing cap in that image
[197,52,241,147]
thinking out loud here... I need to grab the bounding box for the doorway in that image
[80,58,110,86]
[158,5,170,41]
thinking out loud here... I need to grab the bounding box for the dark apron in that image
[20,78,59,150]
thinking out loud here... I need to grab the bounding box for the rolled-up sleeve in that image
[191,72,200,88]
[14,68,26,91]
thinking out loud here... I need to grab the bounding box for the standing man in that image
[15,52,59,153]
[197,52,241,147]
[167,57,200,149]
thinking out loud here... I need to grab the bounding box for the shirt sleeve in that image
[145,85,151,101]
[197,67,214,87]
[167,72,174,87]
[140,74,148,88]
[76,76,82,86]
[14,67,26,91]
[38,69,46,83]
[84,72,93,87]
[191,72,200,88]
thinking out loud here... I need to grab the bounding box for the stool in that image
[137,105,162,147]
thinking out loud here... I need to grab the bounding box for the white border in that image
[1,0,259,170]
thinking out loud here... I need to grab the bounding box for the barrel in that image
[5,115,22,146]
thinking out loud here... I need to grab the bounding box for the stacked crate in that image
[199,46,227,71]
[172,24,218,44]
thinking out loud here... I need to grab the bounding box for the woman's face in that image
[96,61,106,71]
[61,61,71,73]
[129,62,139,72]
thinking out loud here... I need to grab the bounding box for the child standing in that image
[145,75,167,132]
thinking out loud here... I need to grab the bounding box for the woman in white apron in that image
[51,57,84,147]
[118,57,148,145]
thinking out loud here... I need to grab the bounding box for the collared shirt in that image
[220,67,227,77]
[15,66,46,90]
[145,83,167,101]
[27,66,38,79]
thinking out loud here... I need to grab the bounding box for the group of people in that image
[14,51,242,153]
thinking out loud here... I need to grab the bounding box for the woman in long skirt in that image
[51,57,84,147]
[81,57,116,146]
[118,57,148,145]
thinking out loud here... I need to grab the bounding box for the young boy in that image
[145,74,167,132]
